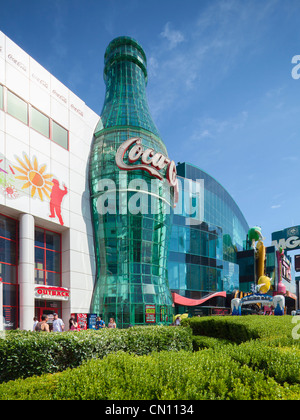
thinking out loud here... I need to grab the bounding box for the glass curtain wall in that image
[168,164,249,304]
[90,37,174,327]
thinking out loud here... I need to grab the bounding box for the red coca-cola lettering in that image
[116,137,178,189]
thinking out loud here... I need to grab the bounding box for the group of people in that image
[95,316,116,329]
[33,314,117,332]
[33,314,65,332]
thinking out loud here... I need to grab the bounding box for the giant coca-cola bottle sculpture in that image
[89,37,177,328]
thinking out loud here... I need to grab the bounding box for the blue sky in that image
[1,0,300,245]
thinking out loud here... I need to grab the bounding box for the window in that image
[0,214,18,330]
[0,85,3,110]
[34,227,61,287]
[7,90,28,124]
[31,107,50,138]
[1,86,70,150]
[52,120,68,149]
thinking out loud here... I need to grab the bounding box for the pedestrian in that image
[175,316,181,326]
[33,317,38,331]
[53,313,65,332]
[95,316,105,329]
[35,315,50,332]
[108,317,116,328]
[69,316,78,331]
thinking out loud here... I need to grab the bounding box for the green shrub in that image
[1,350,299,400]
[192,335,232,351]
[2,317,300,400]
[0,326,193,383]
[226,341,300,385]
[181,315,297,344]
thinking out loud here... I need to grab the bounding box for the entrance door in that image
[36,307,58,321]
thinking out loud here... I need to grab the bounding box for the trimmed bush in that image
[192,335,232,351]
[181,315,298,344]
[0,326,193,383]
[2,316,300,400]
[0,350,299,400]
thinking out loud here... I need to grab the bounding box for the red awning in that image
[286,291,297,301]
[172,291,227,307]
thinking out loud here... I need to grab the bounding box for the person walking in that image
[95,316,105,329]
[108,317,116,328]
[33,317,38,331]
[69,316,78,331]
[52,313,64,332]
[35,315,50,332]
[175,316,181,326]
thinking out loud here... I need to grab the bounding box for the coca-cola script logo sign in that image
[115,137,178,202]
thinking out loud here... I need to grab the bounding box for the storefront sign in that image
[240,293,273,305]
[116,137,178,188]
[35,286,70,301]
[145,305,156,323]
[272,225,300,250]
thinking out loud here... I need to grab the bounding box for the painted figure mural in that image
[0,152,67,225]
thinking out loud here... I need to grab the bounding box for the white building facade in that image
[0,32,100,330]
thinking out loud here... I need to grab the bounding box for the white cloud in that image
[282,156,299,162]
[148,0,279,126]
[190,111,249,142]
[160,22,185,50]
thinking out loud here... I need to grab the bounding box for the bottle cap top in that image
[104,36,148,82]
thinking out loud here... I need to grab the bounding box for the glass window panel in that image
[7,90,28,124]
[52,121,68,149]
[178,226,186,253]
[0,263,17,284]
[35,247,44,270]
[45,231,60,251]
[144,294,155,303]
[179,263,187,290]
[0,215,17,240]
[45,271,60,287]
[135,304,144,324]
[3,284,17,306]
[34,270,45,285]
[0,238,16,265]
[46,250,60,272]
[168,261,179,289]
[31,107,50,137]
[35,228,44,248]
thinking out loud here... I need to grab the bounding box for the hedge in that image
[1,350,299,400]
[181,315,298,344]
[2,316,300,400]
[0,326,193,383]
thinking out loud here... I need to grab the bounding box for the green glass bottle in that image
[89,36,177,328]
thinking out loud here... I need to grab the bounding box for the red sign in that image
[71,313,87,330]
[145,305,156,323]
[115,137,179,204]
[35,286,70,300]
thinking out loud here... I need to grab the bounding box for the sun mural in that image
[13,153,53,201]
[0,152,68,226]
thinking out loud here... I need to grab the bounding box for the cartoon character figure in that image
[273,295,285,316]
[231,298,241,316]
[248,226,263,249]
[49,179,68,226]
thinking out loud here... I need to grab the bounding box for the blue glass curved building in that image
[168,162,249,316]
